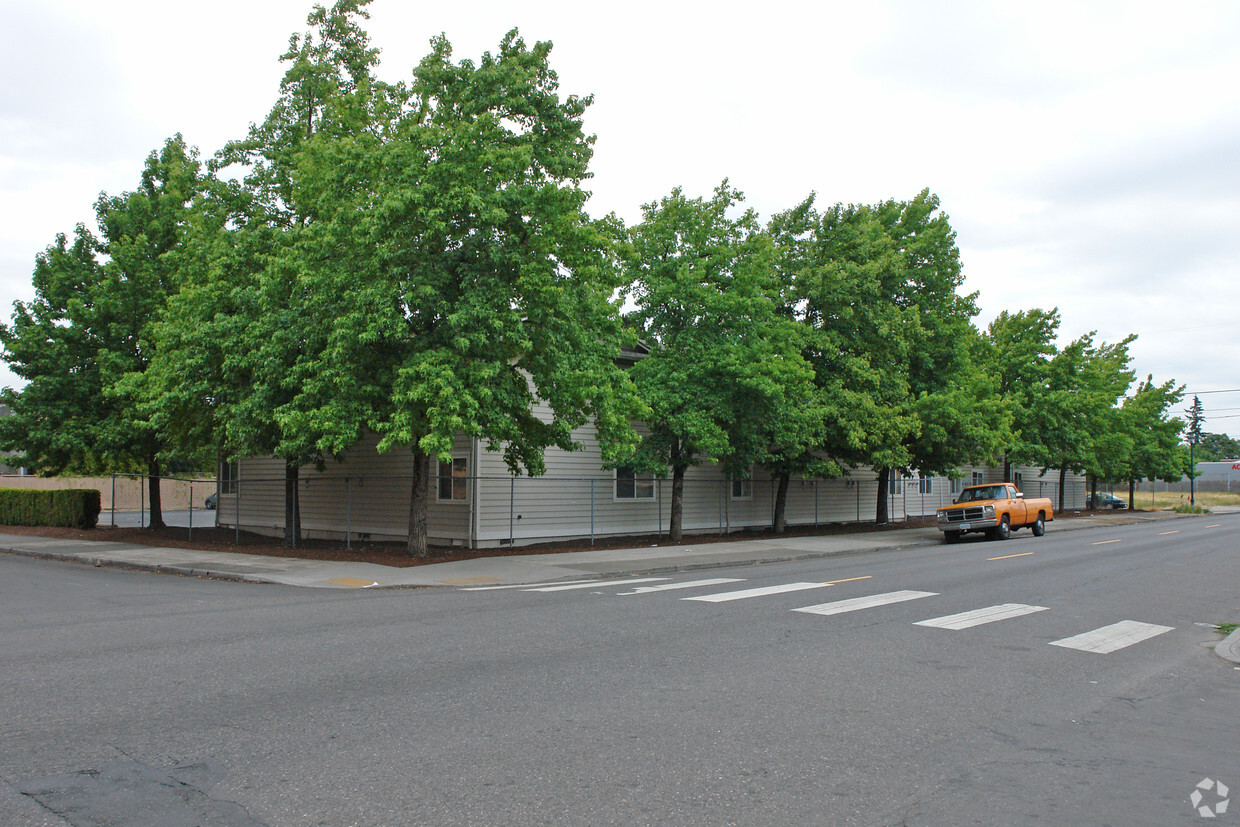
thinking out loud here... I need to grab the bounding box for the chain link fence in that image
[203,472,1095,549]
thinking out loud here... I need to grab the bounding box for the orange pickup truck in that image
[935,483,1053,543]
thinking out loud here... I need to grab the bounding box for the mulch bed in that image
[0,508,1104,568]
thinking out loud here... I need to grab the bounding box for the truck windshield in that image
[958,486,1006,502]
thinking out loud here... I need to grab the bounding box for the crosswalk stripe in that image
[915,603,1049,630]
[683,582,834,603]
[1049,620,1174,653]
[793,590,937,617]
[619,578,745,595]
[525,577,669,592]
[462,579,601,591]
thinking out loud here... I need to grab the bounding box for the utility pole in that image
[1187,395,1204,506]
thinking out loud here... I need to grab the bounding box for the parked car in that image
[936,483,1054,542]
[1092,492,1126,510]
[205,492,218,510]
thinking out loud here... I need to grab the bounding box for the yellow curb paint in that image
[987,552,1034,561]
[439,577,504,585]
[323,577,380,588]
[820,576,873,585]
[1091,539,1122,546]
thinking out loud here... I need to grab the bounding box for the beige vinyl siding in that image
[219,431,475,544]
[474,403,636,545]
[470,404,904,546]
[222,394,1093,546]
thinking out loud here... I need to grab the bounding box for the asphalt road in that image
[1,515,1238,825]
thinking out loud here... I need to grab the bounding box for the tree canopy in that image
[0,1,1188,548]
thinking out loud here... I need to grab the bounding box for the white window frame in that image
[919,476,933,495]
[220,460,239,495]
[950,476,963,495]
[971,471,985,486]
[437,455,469,503]
[889,475,905,495]
[1012,471,1024,491]
[614,466,655,501]
[731,468,753,501]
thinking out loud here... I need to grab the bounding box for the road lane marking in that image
[1158,531,1179,536]
[792,590,937,617]
[1091,539,1122,546]
[462,579,601,591]
[618,578,745,595]
[684,582,834,603]
[526,577,669,592]
[988,552,1034,561]
[1206,524,1221,528]
[915,603,1048,630]
[821,576,873,585]
[1049,620,1174,654]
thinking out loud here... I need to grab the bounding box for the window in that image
[437,456,468,502]
[731,470,753,500]
[220,460,238,494]
[919,476,933,495]
[1012,471,1024,491]
[888,475,904,495]
[950,476,963,495]
[971,471,985,486]
[615,466,655,500]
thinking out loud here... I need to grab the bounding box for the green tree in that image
[986,307,1060,478]
[0,227,105,474]
[623,183,820,540]
[799,200,915,516]
[1193,432,1240,462]
[280,29,642,555]
[1064,334,1136,507]
[144,0,399,544]
[807,191,996,524]
[1,136,204,528]
[1119,376,1184,505]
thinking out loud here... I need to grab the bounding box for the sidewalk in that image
[0,509,1193,590]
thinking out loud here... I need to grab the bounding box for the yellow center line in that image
[820,575,873,585]
[1158,531,1179,536]
[1092,539,1122,546]
[988,551,1034,561]
[1206,524,1222,528]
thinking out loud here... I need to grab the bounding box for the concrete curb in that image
[0,544,264,585]
[1215,629,1240,665]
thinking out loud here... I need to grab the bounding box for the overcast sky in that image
[3,0,1238,434]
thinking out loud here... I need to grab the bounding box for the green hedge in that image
[0,488,102,529]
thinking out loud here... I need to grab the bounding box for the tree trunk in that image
[669,464,686,543]
[407,448,431,557]
[1003,457,1013,484]
[773,473,790,534]
[875,467,890,525]
[283,461,301,546]
[146,453,166,530]
[1128,478,1136,510]
[1089,476,1098,512]
[1058,466,1067,513]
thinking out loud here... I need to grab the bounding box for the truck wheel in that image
[944,531,961,544]
[992,516,1010,541]
[1032,514,1046,537]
